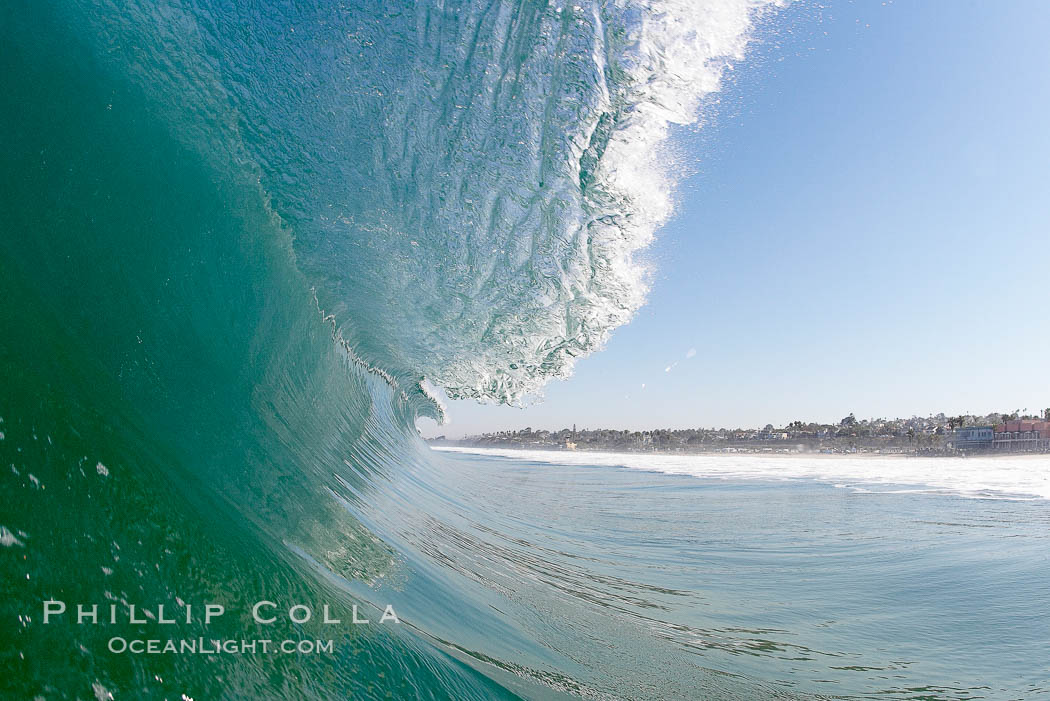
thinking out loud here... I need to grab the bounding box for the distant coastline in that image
[434,445,1050,461]
[427,410,1050,458]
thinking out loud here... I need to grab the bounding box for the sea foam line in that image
[435,446,1050,500]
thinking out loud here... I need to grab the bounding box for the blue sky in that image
[421,0,1050,438]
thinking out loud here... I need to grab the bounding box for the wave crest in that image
[68,0,778,405]
[361,0,776,404]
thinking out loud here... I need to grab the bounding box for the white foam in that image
[0,526,25,548]
[435,446,1050,500]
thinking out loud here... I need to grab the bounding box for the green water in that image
[1,4,509,698]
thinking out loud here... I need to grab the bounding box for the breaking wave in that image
[0,1,781,698]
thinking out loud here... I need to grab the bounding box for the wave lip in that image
[383,0,781,403]
[67,0,778,405]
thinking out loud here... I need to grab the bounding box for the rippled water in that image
[417,449,1050,699]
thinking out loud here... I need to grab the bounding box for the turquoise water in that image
[2,1,1048,699]
[425,450,1050,699]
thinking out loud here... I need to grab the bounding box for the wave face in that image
[65,0,770,405]
[0,1,776,699]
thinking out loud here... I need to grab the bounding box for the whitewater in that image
[438,446,1050,499]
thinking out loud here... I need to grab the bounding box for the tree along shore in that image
[428,410,1050,456]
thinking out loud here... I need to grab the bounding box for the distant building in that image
[993,420,1050,453]
[566,424,577,450]
[949,426,994,451]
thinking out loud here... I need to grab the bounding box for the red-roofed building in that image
[993,420,1050,453]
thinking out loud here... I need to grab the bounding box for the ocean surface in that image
[2,0,1049,699]
[432,448,1050,699]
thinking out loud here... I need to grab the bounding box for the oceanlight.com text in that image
[107,637,335,655]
